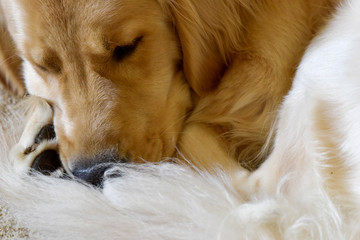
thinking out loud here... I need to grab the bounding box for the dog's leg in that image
[177,122,250,186]
[9,97,62,175]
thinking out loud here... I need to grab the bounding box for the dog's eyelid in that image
[35,62,62,74]
[112,36,143,62]
[35,64,49,72]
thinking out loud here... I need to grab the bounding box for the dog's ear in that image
[160,0,248,96]
[0,11,25,96]
[173,15,225,97]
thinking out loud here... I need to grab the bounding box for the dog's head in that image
[2,0,235,178]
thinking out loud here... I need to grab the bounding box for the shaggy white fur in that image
[1,0,360,239]
[0,86,29,239]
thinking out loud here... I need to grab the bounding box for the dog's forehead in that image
[3,0,164,52]
[10,0,161,26]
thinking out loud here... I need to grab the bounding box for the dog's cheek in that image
[23,60,42,94]
[23,60,52,99]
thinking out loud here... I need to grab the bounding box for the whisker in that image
[0,54,20,66]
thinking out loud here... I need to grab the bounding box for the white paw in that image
[10,97,62,175]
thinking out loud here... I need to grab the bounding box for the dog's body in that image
[0,0,341,179]
[1,0,360,238]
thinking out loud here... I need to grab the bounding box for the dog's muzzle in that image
[28,125,126,187]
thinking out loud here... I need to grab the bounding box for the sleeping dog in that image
[1,0,340,185]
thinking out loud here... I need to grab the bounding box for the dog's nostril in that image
[72,162,119,187]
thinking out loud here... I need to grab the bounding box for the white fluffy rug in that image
[0,85,29,239]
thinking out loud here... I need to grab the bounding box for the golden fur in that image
[0,7,24,96]
[0,0,341,175]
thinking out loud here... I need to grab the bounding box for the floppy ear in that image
[0,11,25,96]
[159,0,248,96]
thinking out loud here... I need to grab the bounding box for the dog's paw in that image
[27,124,63,175]
[10,97,63,176]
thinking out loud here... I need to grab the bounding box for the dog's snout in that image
[72,155,126,187]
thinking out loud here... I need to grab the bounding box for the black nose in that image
[72,155,125,187]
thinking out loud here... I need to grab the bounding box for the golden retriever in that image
[3,0,360,238]
[0,0,341,183]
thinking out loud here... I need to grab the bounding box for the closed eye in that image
[35,64,48,72]
[112,36,143,62]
